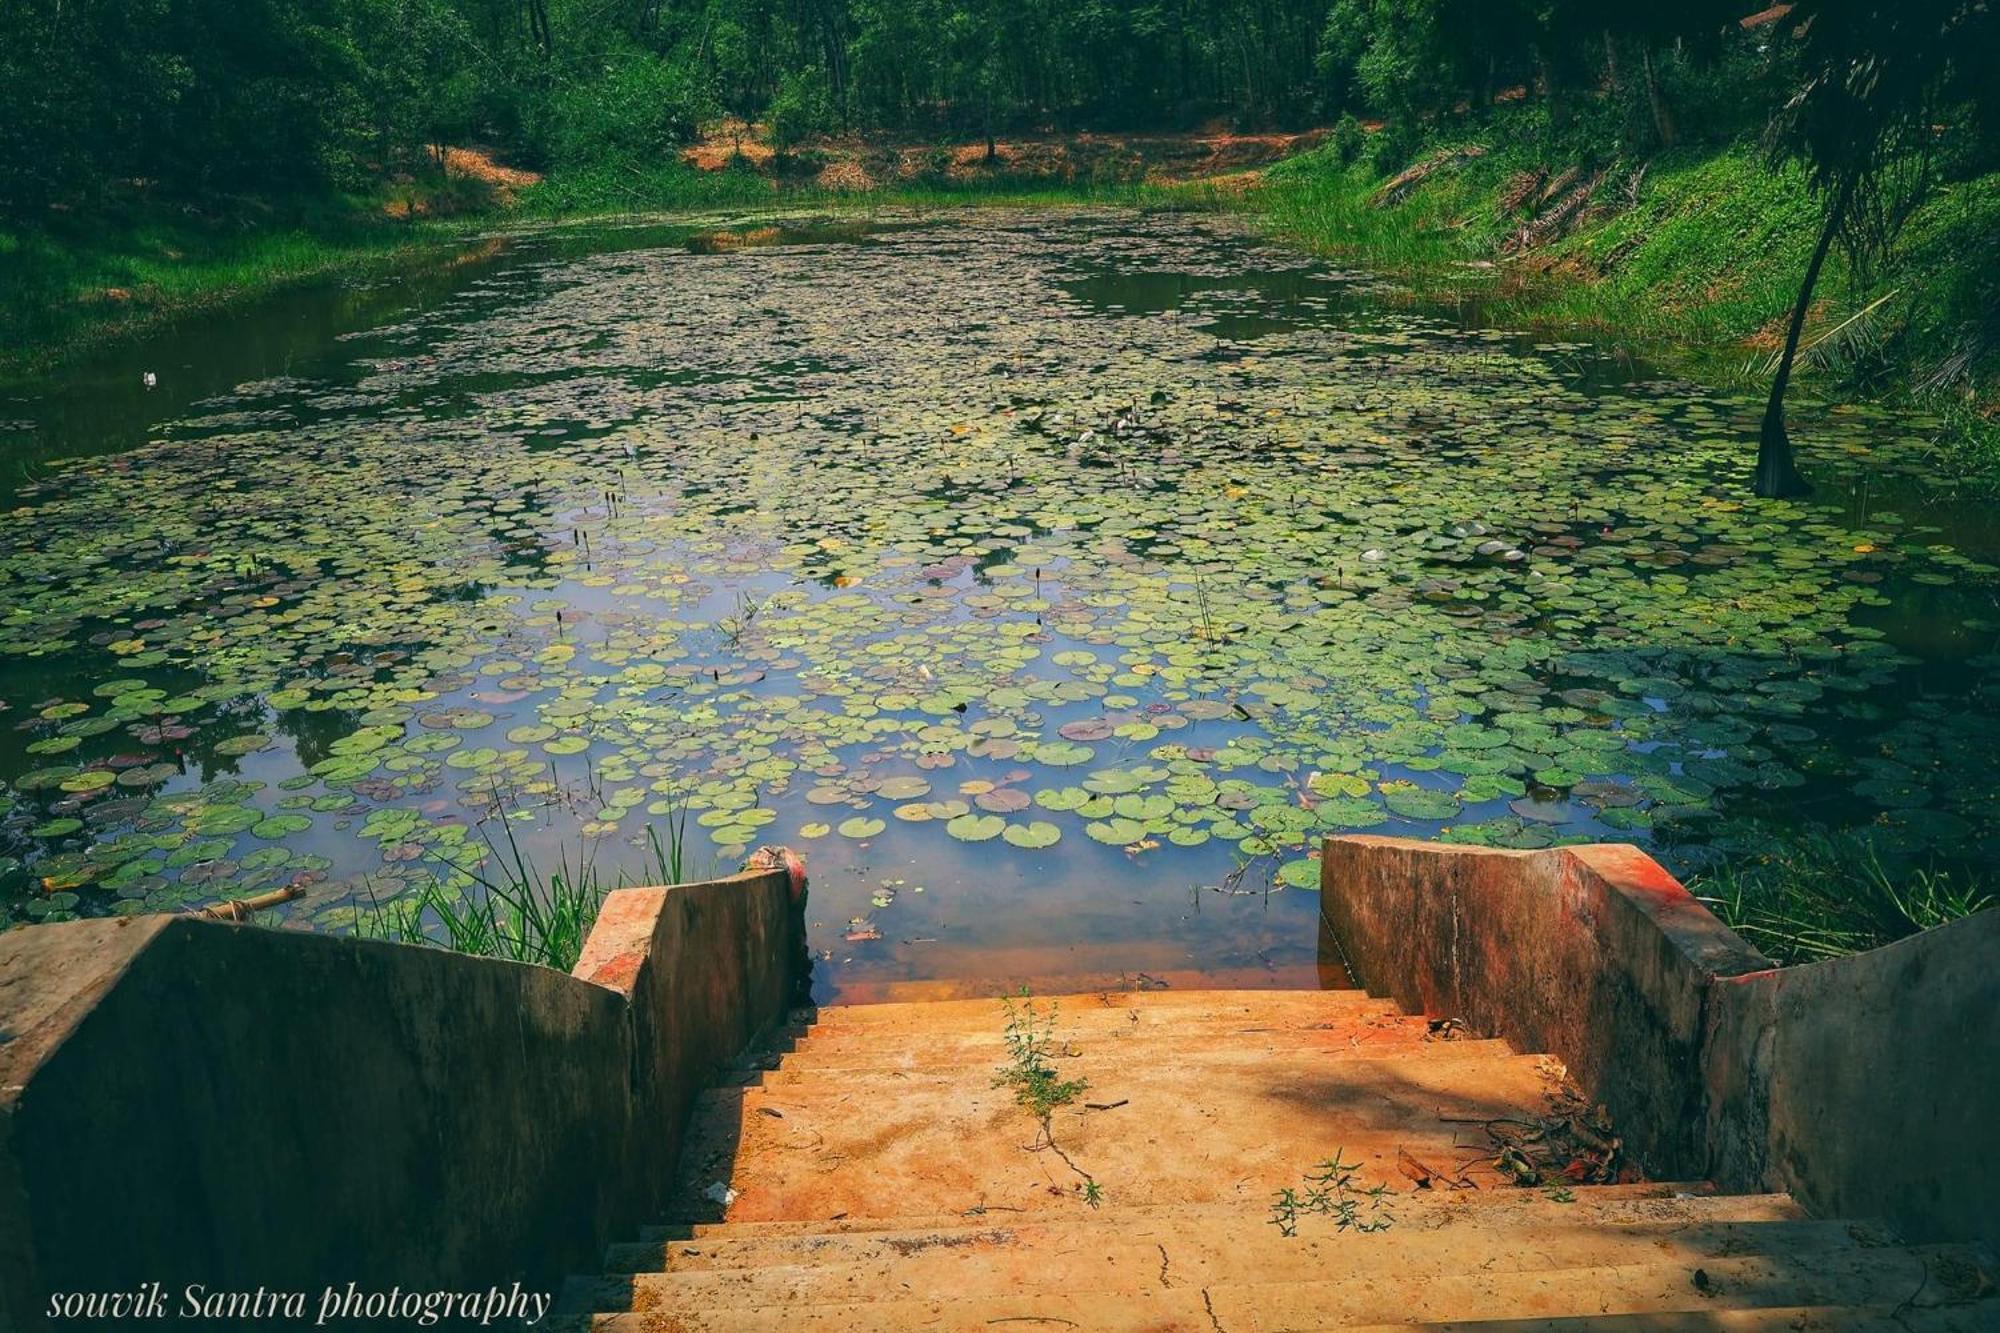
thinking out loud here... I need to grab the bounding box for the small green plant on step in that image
[994,987,1102,1206]
[995,987,1088,1123]
[1269,1151,1396,1237]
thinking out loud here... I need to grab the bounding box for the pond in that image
[2,209,1996,1002]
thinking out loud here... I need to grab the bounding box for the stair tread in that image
[633,1182,1754,1241]
[604,1192,1833,1276]
[1372,1307,1999,1332]
[585,1217,1898,1306]
[673,1048,1566,1222]
[563,987,1995,1330]
[805,988,1398,1030]
[734,1037,1516,1085]
[565,1246,1996,1329]
[784,1011,1438,1053]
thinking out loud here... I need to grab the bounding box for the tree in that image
[1756,0,1999,497]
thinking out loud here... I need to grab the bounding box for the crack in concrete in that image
[1156,1242,1172,1288]
[1202,1287,1226,1332]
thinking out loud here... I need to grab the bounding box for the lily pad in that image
[1002,821,1063,849]
[945,813,1005,842]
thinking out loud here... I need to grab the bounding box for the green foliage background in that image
[0,1,1927,211]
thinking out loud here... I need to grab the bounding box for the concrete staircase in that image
[555,989,1998,1330]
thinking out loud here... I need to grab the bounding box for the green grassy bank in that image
[0,202,486,376]
[1251,118,2000,484]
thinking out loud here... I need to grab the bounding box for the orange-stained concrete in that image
[554,985,1998,1330]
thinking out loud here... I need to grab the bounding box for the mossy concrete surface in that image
[1318,833,1998,1255]
[0,856,807,1327]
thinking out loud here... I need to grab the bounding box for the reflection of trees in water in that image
[274,702,362,772]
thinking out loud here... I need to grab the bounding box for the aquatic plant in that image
[359,792,693,971]
[1694,831,1993,966]
[1,213,1994,983]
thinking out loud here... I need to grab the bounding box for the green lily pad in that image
[1085,817,1149,845]
[1002,821,1062,849]
[945,813,1005,842]
[1276,858,1322,889]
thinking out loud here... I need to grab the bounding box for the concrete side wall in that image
[0,865,804,1327]
[1318,834,1770,1178]
[1318,833,1998,1252]
[1702,907,2000,1253]
[574,860,810,1193]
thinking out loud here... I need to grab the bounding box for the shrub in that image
[544,52,715,170]
[1330,113,1367,166]
[767,67,840,149]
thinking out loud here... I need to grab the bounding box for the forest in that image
[0,2,1987,210]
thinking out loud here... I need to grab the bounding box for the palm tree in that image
[1755,0,1996,498]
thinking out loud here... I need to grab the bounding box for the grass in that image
[1255,125,1827,343]
[1693,831,1993,967]
[1249,114,2000,486]
[0,197,483,376]
[1268,1152,1396,1237]
[361,789,696,972]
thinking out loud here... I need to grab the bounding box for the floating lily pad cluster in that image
[1,210,1994,944]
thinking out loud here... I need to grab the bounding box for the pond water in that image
[2,209,1996,1002]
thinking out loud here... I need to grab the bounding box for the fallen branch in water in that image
[195,884,304,921]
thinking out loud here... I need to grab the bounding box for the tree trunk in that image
[526,0,553,62]
[1757,176,1856,498]
[1641,45,1675,148]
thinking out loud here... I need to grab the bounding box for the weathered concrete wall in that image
[1318,834,1771,1178]
[0,861,805,1328]
[1318,833,1998,1253]
[1701,907,2000,1253]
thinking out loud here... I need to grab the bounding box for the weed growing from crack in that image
[995,987,1102,1206]
[996,987,1089,1121]
[1269,1151,1395,1236]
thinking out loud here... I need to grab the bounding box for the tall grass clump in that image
[362,790,697,972]
[1693,831,1992,967]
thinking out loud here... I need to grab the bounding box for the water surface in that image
[3,209,1994,1001]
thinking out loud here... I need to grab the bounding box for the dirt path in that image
[681,119,1328,190]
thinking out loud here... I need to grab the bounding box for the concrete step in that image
[607,1190,1817,1274]
[634,1181,1746,1242]
[565,1246,1996,1330]
[1368,1307,2000,1331]
[728,1036,1515,1086]
[579,1214,1892,1308]
[671,1048,1567,1222]
[1201,1246,1998,1329]
[774,1010,1438,1061]
[825,970,1360,1006]
[759,1016,1453,1058]
[801,988,1399,1034]
[561,986,1993,1332]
